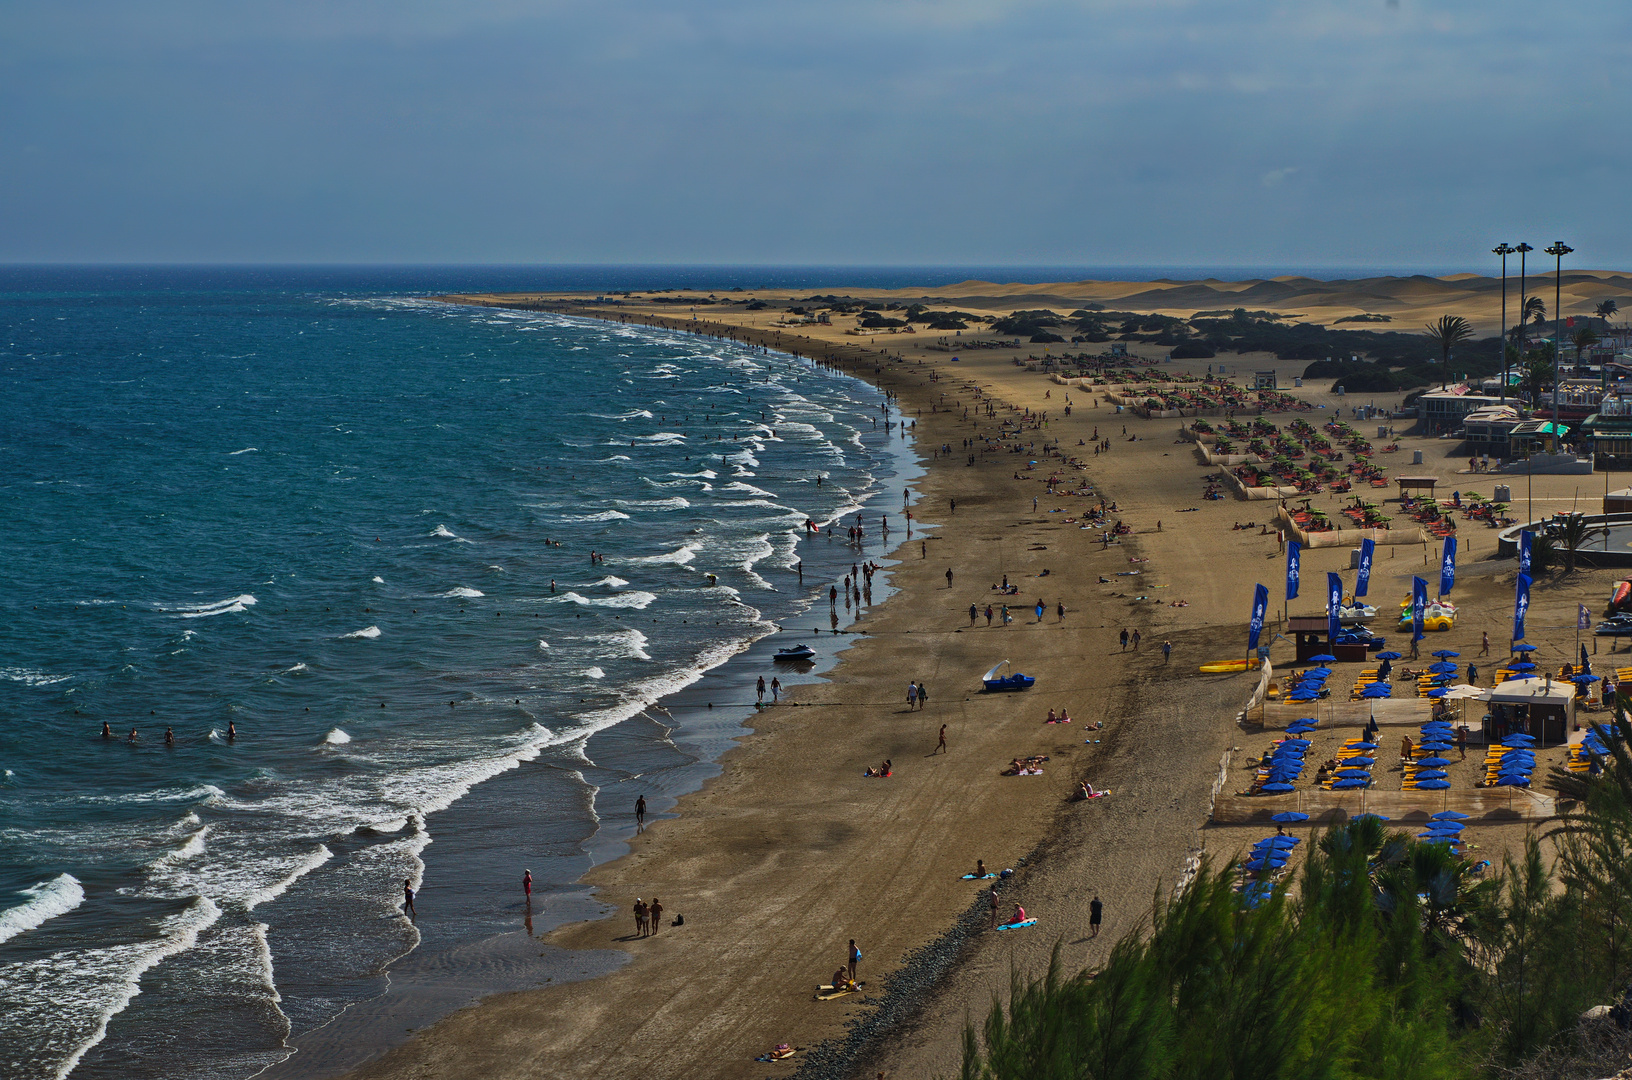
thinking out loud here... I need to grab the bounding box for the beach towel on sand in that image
[996,918,1039,931]
[961,873,998,880]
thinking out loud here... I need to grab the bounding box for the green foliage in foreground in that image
[961,709,1632,1080]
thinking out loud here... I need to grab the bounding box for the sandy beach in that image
[337,277,1626,1080]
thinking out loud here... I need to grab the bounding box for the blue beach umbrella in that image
[1508,662,1537,672]
[1512,643,1538,653]
[1261,782,1296,792]
[1427,689,1449,698]
[1254,836,1299,850]
[1309,654,1337,664]
[1332,777,1369,789]
[1417,756,1451,767]
[1350,741,1378,750]
[1428,662,1458,674]
[1289,691,1319,701]
[1426,820,1465,831]
[1353,813,1389,823]
[1413,769,1449,780]
[1576,674,1603,683]
[1496,776,1530,786]
[1432,650,1460,658]
[1377,651,1403,660]
[1271,811,1309,823]
[1420,742,1453,752]
[1431,811,1470,820]
[1417,778,1451,789]
[1343,756,1376,767]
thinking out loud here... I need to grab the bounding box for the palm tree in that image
[1574,326,1601,365]
[1522,351,1555,407]
[1596,298,1619,326]
[1523,295,1546,325]
[1557,511,1608,572]
[1423,314,1474,388]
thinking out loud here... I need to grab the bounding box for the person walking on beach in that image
[1162,640,1172,663]
[1466,663,1478,685]
[1057,601,1066,622]
[402,879,417,921]
[649,897,663,933]
[945,567,954,589]
[1120,629,1129,651]
[848,939,861,982]
[523,869,532,902]
[917,683,928,709]
[756,676,766,703]
[635,795,647,831]
[771,677,781,703]
[634,898,648,937]
[1035,600,1045,622]
[970,603,978,625]
[1481,631,1490,656]
[985,605,993,626]
[1089,895,1103,938]
[907,682,918,709]
[936,724,947,754]
[1132,629,1141,650]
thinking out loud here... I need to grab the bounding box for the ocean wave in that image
[537,639,549,650]
[599,454,632,462]
[667,469,717,479]
[322,728,351,745]
[340,626,381,639]
[435,587,485,598]
[723,481,775,497]
[620,541,701,565]
[615,497,690,510]
[372,575,386,584]
[430,525,475,543]
[582,667,606,679]
[564,510,631,523]
[0,666,72,687]
[583,628,652,660]
[161,594,258,619]
[227,447,258,455]
[632,432,686,445]
[0,874,84,947]
[554,591,657,610]
[284,662,308,673]
[0,896,223,1080]
[585,575,630,588]
[592,409,654,420]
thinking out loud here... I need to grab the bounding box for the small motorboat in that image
[774,644,816,661]
[982,661,1035,692]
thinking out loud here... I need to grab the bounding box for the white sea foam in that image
[632,432,686,445]
[620,541,700,565]
[430,525,475,543]
[0,874,84,947]
[228,447,258,455]
[372,575,386,584]
[0,667,72,687]
[723,481,776,497]
[586,575,630,588]
[284,663,308,673]
[537,639,550,650]
[153,826,209,868]
[163,594,258,619]
[564,510,631,523]
[435,587,485,598]
[615,497,690,510]
[582,666,606,679]
[600,454,632,462]
[667,469,717,479]
[555,591,657,610]
[0,896,222,1080]
[584,628,652,660]
[323,728,351,745]
[340,626,382,639]
[246,844,334,909]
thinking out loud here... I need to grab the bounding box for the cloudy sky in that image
[2,1,1626,268]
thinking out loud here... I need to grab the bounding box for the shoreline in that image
[261,307,935,1080]
[332,296,1247,1080]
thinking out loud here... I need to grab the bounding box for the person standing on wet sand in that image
[770,677,781,703]
[523,869,532,902]
[756,676,766,702]
[403,879,417,920]
[989,888,1001,930]
[635,795,647,831]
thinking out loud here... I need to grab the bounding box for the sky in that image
[2,0,1629,268]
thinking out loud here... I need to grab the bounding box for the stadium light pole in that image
[1494,243,1514,404]
[1546,242,1573,452]
[1516,242,1533,409]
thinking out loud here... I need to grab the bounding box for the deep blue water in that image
[0,267,927,1079]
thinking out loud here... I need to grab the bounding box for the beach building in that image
[1534,381,1605,427]
[1577,397,1632,467]
[1507,419,1572,458]
[1417,384,1505,433]
[1459,404,1523,459]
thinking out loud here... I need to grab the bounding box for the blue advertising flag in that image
[1514,573,1532,641]
[1439,536,1457,596]
[1412,576,1428,643]
[1286,541,1301,601]
[1355,537,1375,598]
[1248,583,1269,650]
[1519,530,1533,575]
[1327,572,1343,642]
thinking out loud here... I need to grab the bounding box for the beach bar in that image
[1478,677,1574,748]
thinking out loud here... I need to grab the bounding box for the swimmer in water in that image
[128,728,138,742]
[101,721,112,739]
[165,727,174,745]
[227,721,236,741]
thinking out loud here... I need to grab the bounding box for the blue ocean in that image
[0,266,938,1080]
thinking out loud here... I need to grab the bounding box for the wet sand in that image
[338,285,1614,1080]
